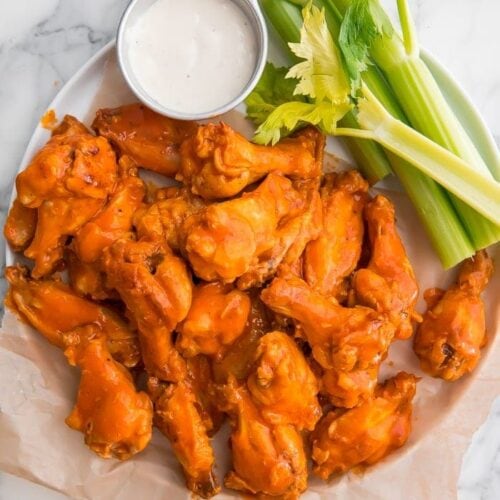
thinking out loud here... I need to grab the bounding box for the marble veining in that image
[0,0,499,498]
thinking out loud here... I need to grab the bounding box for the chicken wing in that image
[16,115,118,206]
[66,250,116,301]
[311,372,417,479]
[64,325,152,460]
[176,282,251,359]
[351,195,419,340]
[177,123,324,199]
[73,155,146,264]
[236,179,322,289]
[5,265,140,367]
[102,239,191,381]
[92,103,196,176]
[134,186,205,251]
[247,331,321,430]
[261,276,394,407]
[3,199,37,252]
[220,379,308,497]
[304,171,368,300]
[148,374,220,498]
[181,173,308,283]
[320,365,379,410]
[25,197,104,278]
[212,294,271,383]
[413,250,493,381]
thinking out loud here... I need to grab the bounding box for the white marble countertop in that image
[0,0,499,499]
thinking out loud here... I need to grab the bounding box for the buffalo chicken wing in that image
[247,331,321,430]
[181,173,309,284]
[352,195,420,339]
[16,116,117,205]
[177,123,324,199]
[311,372,417,478]
[73,156,146,263]
[262,276,394,407]
[134,186,205,250]
[64,326,152,460]
[10,115,119,276]
[148,375,220,498]
[414,250,493,381]
[92,103,196,176]
[102,239,191,381]
[220,380,308,497]
[177,282,251,359]
[5,265,139,367]
[212,294,271,383]
[304,171,368,300]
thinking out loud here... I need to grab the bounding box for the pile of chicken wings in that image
[4,103,493,498]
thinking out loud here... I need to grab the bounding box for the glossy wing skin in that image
[212,293,271,383]
[3,199,37,252]
[247,331,321,430]
[321,365,379,410]
[311,372,417,479]
[5,265,140,367]
[64,326,152,460]
[304,171,368,300]
[177,124,324,199]
[16,116,118,205]
[102,239,192,381]
[25,197,104,278]
[92,103,196,176]
[186,356,225,435]
[352,195,420,340]
[134,186,206,251]
[236,179,323,289]
[414,250,493,381]
[181,172,306,283]
[261,276,394,407]
[66,250,116,300]
[177,282,251,359]
[73,156,146,263]
[220,380,308,498]
[148,375,220,498]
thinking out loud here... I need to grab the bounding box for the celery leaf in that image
[288,3,351,104]
[338,0,393,93]
[245,62,305,126]
[253,2,352,144]
[253,100,350,145]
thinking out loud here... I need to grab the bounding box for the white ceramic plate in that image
[2,41,499,499]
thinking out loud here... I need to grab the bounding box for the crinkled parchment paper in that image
[1,48,499,500]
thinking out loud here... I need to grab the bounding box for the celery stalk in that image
[338,112,392,184]
[332,0,500,250]
[263,0,474,266]
[336,87,500,225]
[384,152,473,267]
[260,0,391,183]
